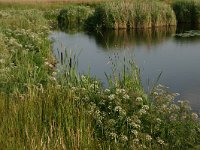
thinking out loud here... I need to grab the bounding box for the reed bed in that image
[172,0,200,24]
[88,0,176,30]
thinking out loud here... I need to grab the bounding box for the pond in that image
[50,25,200,112]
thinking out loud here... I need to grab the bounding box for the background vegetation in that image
[172,0,200,24]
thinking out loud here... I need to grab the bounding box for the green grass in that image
[0,1,200,150]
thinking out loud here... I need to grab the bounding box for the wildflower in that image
[123,94,130,99]
[108,94,115,100]
[120,135,128,142]
[135,97,142,106]
[114,106,122,112]
[49,76,56,81]
[133,139,139,144]
[89,84,97,89]
[116,89,121,95]
[52,72,57,76]
[132,123,140,129]
[136,97,143,102]
[110,132,117,140]
[161,105,169,113]
[169,115,177,121]
[71,87,76,91]
[45,61,53,68]
[146,134,152,141]
[153,92,158,96]
[132,130,138,136]
[157,137,165,145]
[138,109,146,115]
[119,109,126,116]
[116,88,126,95]
[156,118,162,124]
[116,89,121,94]
[170,104,180,111]
[81,75,86,81]
[142,105,149,110]
[121,89,126,93]
[191,113,198,120]
[105,89,110,93]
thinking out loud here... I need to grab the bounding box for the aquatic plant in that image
[175,30,200,37]
[88,0,176,30]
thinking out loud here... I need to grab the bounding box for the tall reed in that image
[88,0,176,30]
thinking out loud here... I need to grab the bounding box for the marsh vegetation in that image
[0,0,200,149]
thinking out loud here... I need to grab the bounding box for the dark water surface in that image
[50,26,200,112]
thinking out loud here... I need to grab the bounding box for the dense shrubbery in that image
[172,0,200,24]
[57,5,94,30]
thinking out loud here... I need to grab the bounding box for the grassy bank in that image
[0,8,96,149]
[0,2,200,150]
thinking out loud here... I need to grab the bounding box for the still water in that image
[50,26,200,112]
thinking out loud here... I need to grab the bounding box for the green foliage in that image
[57,5,94,30]
[172,0,200,24]
[0,9,95,149]
[87,0,176,30]
[0,2,200,150]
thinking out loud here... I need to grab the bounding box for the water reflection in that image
[50,26,200,112]
[87,27,177,50]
